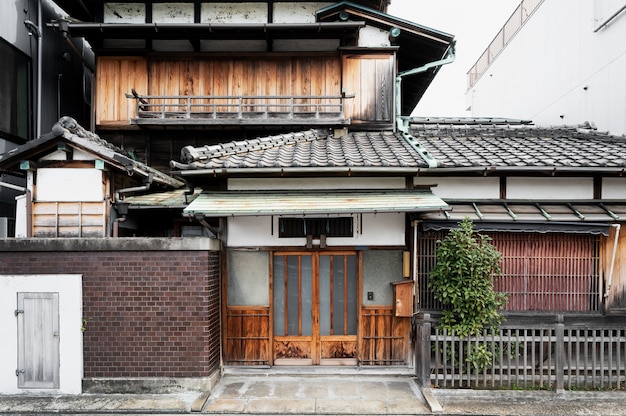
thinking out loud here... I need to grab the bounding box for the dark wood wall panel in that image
[360,306,410,365]
[224,306,270,365]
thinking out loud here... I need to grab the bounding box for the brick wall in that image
[0,249,221,378]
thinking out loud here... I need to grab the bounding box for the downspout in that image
[112,173,153,237]
[395,42,456,168]
[37,0,42,137]
[413,220,419,313]
[604,223,621,300]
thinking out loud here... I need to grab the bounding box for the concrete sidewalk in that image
[1,372,626,415]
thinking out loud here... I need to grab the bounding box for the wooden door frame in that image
[270,250,360,365]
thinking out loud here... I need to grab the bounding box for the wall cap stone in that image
[0,237,221,252]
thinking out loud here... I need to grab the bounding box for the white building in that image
[466,0,626,136]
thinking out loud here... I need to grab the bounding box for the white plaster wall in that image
[103,3,146,23]
[0,274,83,394]
[467,0,626,136]
[507,177,594,200]
[40,149,95,162]
[153,3,194,23]
[603,177,626,199]
[226,213,405,247]
[413,176,500,199]
[35,168,104,202]
[228,177,406,190]
[201,3,267,23]
[14,194,27,238]
[273,2,333,23]
[358,26,391,48]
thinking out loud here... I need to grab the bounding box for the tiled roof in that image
[410,124,626,169]
[171,129,430,170]
[171,124,626,172]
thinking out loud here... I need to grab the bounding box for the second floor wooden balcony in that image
[125,92,352,127]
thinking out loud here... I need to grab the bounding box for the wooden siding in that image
[95,56,342,125]
[342,53,394,124]
[360,306,410,365]
[32,201,106,238]
[17,292,60,389]
[96,57,147,125]
[224,306,271,365]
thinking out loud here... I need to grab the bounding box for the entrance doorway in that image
[273,251,358,365]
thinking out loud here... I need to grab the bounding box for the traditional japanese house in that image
[1,0,625,396]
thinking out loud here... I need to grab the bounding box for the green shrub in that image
[429,218,508,370]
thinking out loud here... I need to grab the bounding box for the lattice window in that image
[418,230,601,313]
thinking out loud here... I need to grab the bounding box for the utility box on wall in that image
[391,280,413,317]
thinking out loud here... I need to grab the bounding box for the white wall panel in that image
[0,274,83,394]
[226,213,405,247]
[201,3,267,23]
[603,177,626,199]
[228,177,405,190]
[507,177,594,200]
[414,176,500,199]
[273,3,333,23]
[36,169,104,202]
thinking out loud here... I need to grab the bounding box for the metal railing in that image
[415,314,626,390]
[467,0,544,89]
[126,92,352,123]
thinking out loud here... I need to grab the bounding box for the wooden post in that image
[555,314,565,391]
[415,313,431,386]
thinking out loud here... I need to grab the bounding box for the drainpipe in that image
[604,223,621,300]
[413,220,419,312]
[112,173,153,237]
[395,42,456,168]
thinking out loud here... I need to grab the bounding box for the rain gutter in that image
[114,173,153,202]
[395,42,456,168]
[174,166,424,177]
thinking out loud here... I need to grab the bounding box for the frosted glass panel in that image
[319,256,331,336]
[301,256,312,336]
[287,256,299,335]
[273,256,285,336]
[333,256,345,334]
[347,255,357,334]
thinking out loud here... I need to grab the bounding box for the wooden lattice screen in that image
[417,230,601,313]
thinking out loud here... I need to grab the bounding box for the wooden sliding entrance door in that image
[273,251,358,365]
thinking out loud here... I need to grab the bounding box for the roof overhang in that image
[184,189,448,218]
[416,200,626,236]
[317,2,454,115]
[50,21,365,48]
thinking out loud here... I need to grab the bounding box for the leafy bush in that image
[429,218,508,370]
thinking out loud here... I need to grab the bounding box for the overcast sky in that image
[387,0,520,117]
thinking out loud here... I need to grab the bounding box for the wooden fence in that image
[415,314,626,390]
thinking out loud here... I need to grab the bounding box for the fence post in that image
[415,313,431,386]
[555,314,564,391]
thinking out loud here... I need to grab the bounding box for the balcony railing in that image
[125,91,352,126]
[466,0,544,90]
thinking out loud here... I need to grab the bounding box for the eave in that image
[317,2,455,115]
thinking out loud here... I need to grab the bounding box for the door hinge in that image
[14,309,24,317]
[15,369,24,377]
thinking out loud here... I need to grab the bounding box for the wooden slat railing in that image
[126,92,352,124]
[415,314,626,390]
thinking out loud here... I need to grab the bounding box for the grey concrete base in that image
[83,371,221,394]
